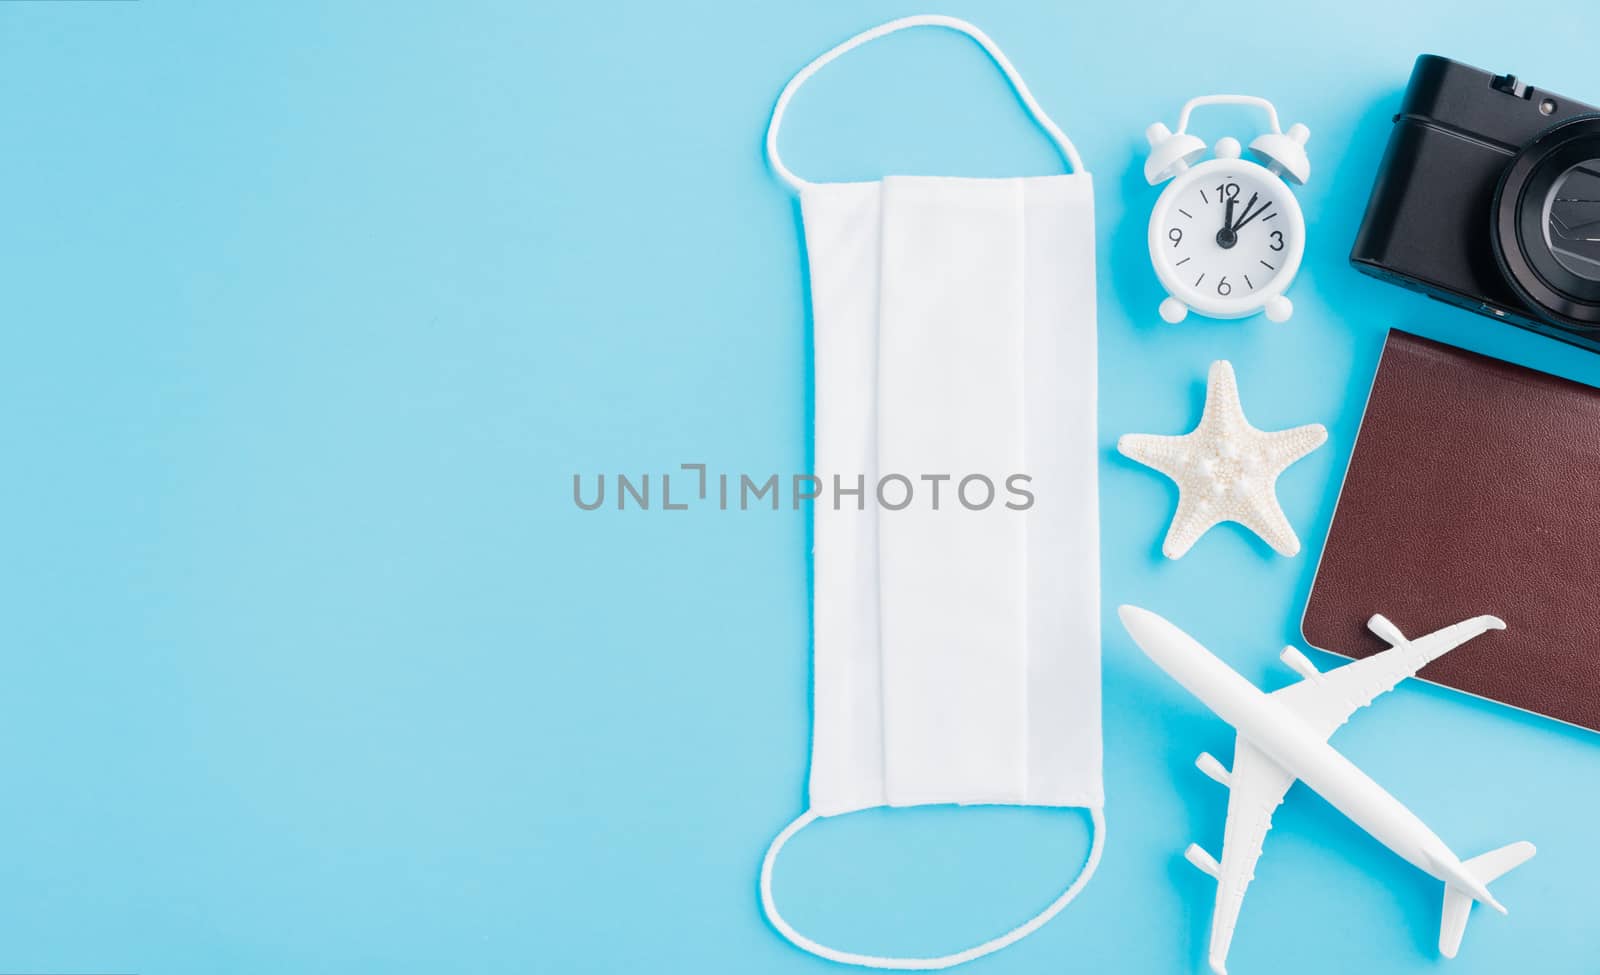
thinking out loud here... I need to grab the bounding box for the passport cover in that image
[1302,329,1600,732]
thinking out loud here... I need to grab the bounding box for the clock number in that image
[1269,230,1285,252]
[1217,276,1232,296]
[1215,182,1240,201]
[1168,227,1183,247]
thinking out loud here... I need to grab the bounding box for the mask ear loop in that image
[759,806,1105,970]
[764,14,1085,193]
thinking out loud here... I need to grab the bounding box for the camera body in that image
[1352,55,1600,352]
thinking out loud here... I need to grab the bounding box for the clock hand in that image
[1232,199,1274,234]
[1217,197,1237,248]
[1229,192,1258,231]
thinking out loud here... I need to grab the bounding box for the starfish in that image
[1118,360,1327,559]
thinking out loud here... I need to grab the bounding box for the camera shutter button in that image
[1491,73,1530,98]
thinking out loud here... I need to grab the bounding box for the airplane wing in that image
[1269,614,1505,741]
[1198,736,1295,975]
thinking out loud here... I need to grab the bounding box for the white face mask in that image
[758,15,1103,970]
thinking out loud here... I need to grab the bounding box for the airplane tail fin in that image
[1439,841,1536,958]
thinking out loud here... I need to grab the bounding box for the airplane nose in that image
[1117,604,1157,632]
[1117,604,1171,655]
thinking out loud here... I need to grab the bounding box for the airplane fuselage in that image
[1143,621,1494,903]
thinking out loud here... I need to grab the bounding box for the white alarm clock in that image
[1144,95,1310,324]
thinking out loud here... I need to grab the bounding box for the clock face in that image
[1150,159,1303,316]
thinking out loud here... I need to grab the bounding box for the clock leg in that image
[1265,295,1293,323]
[1159,297,1188,324]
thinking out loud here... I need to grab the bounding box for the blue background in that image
[2,1,1599,973]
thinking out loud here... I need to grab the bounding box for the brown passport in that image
[1302,329,1600,732]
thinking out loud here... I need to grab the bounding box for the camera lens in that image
[1494,115,1600,328]
[1543,161,1600,282]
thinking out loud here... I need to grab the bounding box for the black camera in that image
[1352,55,1600,352]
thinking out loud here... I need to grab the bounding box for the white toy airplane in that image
[1117,605,1535,975]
